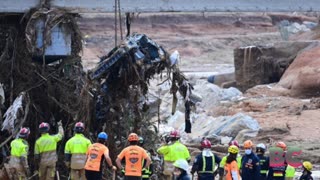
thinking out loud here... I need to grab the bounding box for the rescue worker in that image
[116,133,151,180]
[218,140,242,180]
[84,132,116,180]
[9,127,31,180]
[267,141,287,180]
[34,121,64,180]
[65,122,91,180]
[299,161,313,180]
[256,143,269,180]
[157,130,190,180]
[224,145,241,180]
[241,140,260,180]
[138,136,152,180]
[191,138,221,180]
[173,159,190,180]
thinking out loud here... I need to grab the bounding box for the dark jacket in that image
[177,171,191,180]
[257,154,269,180]
[191,152,221,180]
[299,171,313,180]
[267,162,286,180]
[241,152,260,180]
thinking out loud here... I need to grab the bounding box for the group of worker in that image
[8,121,153,180]
[156,130,314,180]
[8,122,315,180]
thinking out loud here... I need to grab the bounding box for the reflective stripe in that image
[199,154,215,173]
[260,170,268,174]
[273,172,284,177]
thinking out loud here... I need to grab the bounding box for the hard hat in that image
[138,136,144,144]
[201,139,212,148]
[173,159,189,172]
[74,122,85,133]
[228,145,239,154]
[98,132,108,140]
[39,122,50,133]
[303,161,313,171]
[276,141,287,151]
[243,140,254,149]
[169,130,180,138]
[19,127,30,138]
[256,143,266,153]
[128,133,139,142]
[229,140,239,148]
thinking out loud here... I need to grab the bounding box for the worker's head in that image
[97,132,108,143]
[169,130,180,141]
[275,141,287,151]
[228,140,239,148]
[173,159,189,176]
[227,145,239,163]
[39,122,50,133]
[243,140,254,155]
[200,138,212,149]
[18,127,30,139]
[138,136,144,147]
[74,122,85,133]
[302,161,313,172]
[256,143,266,154]
[128,133,139,145]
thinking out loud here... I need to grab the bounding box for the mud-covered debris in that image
[90,33,194,137]
[2,92,29,134]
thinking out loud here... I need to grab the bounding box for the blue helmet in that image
[98,132,108,140]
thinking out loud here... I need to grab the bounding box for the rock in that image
[234,42,317,91]
[218,113,260,138]
[220,136,233,145]
[278,44,320,96]
[235,129,259,143]
[303,21,318,29]
[220,87,242,101]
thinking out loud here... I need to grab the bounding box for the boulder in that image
[234,42,317,91]
[218,113,260,137]
[278,44,320,96]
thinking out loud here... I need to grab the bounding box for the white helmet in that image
[256,143,266,150]
[173,159,189,172]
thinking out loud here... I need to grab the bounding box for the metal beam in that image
[0,0,319,13]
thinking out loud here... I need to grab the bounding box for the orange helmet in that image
[276,141,287,151]
[243,140,254,149]
[128,133,139,142]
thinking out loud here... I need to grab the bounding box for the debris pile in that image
[88,33,194,156]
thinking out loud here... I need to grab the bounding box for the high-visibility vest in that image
[157,141,190,162]
[198,154,216,173]
[65,133,91,169]
[10,138,29,169]
[34,133,62,165]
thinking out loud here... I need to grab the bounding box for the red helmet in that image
[39,122,50,133]
[169,130,180,138]
[229,140,239,148]
[201,139,212,148]
[19,127,30,138]
[74,122,85,133]
[276,141,287,151]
